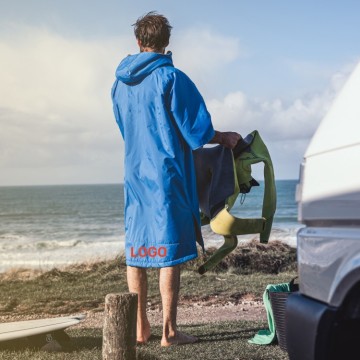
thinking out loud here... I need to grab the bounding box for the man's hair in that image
[133,11,172,51]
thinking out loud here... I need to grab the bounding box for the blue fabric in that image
[111,51,215,267]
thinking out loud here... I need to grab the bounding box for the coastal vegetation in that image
[0,240,296,359]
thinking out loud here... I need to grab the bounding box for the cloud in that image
[0,25,134,178]
[205,64,356,179]
[207,64,353,142]
[171,27,243,73]
[0,25,245,184]
[0,23,356,184]
[170,28,244,94]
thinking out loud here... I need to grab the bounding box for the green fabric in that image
[199,129,276,242]
[198,235,238,275]
[227,130,277,243]
[248,282,291,345]
[197,130,276,274]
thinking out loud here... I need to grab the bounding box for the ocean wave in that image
[0,226,299,273]
[0,238,126,273]
[201,224,302,249]
[0,234,125,252]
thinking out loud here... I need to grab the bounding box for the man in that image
[111,11,241,346]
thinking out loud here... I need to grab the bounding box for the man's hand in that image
[209,130,242,149]
[220,131,242,149]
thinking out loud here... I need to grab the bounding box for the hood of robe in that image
[116,51,174,85]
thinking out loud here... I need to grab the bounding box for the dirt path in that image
[70,298,266,330]
[0,298,267,329]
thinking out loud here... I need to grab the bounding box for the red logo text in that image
[130,246,167,258]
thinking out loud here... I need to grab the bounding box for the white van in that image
[285,61,360,360]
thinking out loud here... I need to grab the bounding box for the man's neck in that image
[140,47,165,54]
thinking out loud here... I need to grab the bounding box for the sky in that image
[1,0,359,186]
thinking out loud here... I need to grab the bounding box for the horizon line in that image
[0,179,298,188]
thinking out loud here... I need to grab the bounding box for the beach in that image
[0,181,301,273]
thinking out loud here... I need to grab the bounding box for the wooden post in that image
[102,293,138,360]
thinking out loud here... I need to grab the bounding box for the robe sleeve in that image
[111,79,125,140]
[169,71,215,150]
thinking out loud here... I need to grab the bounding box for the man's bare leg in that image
[160,265,198,346]
[127,266,151,343]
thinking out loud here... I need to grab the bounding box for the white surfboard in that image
[0,314,86,342]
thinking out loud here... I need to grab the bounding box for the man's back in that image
[112,50,215,267]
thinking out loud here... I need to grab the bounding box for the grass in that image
[0,240,296,359]
[0,323,290,360]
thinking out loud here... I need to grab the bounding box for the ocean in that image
[0,180,302,273]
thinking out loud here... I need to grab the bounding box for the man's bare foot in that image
[161,330,198,347]
[137,318,151,344]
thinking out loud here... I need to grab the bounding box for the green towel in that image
[248,282,291,345]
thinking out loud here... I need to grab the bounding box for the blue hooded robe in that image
[111,51,215,267]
